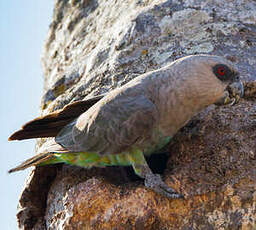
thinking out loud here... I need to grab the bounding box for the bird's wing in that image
[8,94,104,140]
[56,92,158,155]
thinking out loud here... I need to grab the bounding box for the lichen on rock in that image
[16,0,256,229]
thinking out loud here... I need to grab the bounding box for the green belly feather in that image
[40,135,171,168]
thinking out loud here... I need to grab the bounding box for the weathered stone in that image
[16,0,256,229]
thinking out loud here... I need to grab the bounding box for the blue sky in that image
[0,1,54,228]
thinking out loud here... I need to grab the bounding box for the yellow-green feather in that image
[40,151,138,167]
[39,136,171,171]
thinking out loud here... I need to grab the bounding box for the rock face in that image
[17,0,256,229]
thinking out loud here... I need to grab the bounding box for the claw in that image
[215,80,244,106]
[227,80,244,105]
[145,174,184,199]
[229,97,237,106]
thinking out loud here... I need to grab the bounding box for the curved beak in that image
[215,80,244,106]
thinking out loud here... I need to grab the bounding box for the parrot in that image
[8,54,244,198]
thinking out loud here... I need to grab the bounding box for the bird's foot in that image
[144,173,184,199]
[215,81,244,106]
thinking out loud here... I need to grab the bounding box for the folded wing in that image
[8,95,104,140]
[56,92,158,155]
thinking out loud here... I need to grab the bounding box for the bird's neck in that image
[154,77,223,136]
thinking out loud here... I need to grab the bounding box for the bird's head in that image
[211,58,244,106]
[174,55,244,107]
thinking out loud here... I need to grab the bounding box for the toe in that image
[145,173,184,199]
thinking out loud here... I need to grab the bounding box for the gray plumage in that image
[9,54,244,198]
[55,55,241,155]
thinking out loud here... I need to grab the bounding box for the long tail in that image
[8,95,104,141]
[8,139,68,173]
[8,145,136,173]
[8,150,133,173]
[8,152,61,173]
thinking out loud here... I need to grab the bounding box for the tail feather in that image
[8,152,57,173]
[8,139,68,173]
[8,94,104,141]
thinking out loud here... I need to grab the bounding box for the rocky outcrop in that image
[17,0,256,229]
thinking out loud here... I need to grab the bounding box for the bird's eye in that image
[213,63,239,83]
[217,67,226,76]
[213,64,233,81]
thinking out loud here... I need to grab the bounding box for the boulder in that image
[17,0,256,229]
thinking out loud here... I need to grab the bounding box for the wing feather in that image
[56,89,158,155]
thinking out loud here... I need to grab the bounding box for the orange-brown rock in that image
[15,0,256,229]
[42,99,256,230]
